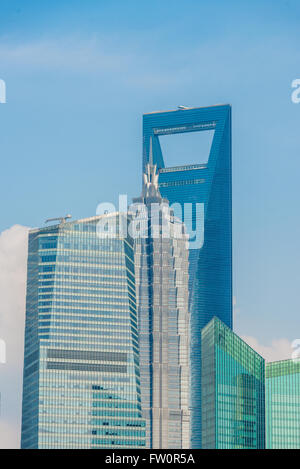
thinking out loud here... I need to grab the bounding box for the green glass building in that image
[201,317,265,449]
[266,359,300,449]
[21,213,145,449]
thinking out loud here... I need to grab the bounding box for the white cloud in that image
[0,36,180,89]
[234,295,293,362]
[0,420,21,450]
[241,335,293,363]
[0,37,133,73]
[0,225,29,449]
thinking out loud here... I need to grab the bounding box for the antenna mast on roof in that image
[45,214,72,225]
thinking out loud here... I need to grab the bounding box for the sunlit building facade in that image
[201,317,265,449]
[143,105,232,447]
[21,214,145,449]
[266,359,300,449]
[133,159,190,448]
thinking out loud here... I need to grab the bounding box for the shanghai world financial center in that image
[21,105,300,449]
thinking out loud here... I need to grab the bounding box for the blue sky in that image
[1,1,300,349]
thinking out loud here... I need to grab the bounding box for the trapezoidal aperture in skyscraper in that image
[143,104,233,448]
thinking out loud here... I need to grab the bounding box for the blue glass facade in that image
[143,105,232,447]
[21,214,145,449]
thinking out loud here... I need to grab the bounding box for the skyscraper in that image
[133,158,190,448]
[266,359,300,449]
[143,105,232,447]
[201,317,265,449]
[21,214,145,449]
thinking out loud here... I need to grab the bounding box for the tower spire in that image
[133,135,167,204]
[149,136,153,165]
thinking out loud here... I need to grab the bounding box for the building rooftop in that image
[143,103,231,115]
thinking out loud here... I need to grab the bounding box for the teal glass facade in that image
[201,317,265,449]
[266,359,300,449]
[143,105,232,447]
[21,214,145,449]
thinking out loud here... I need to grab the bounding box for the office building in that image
[266,359,300,449]
[201,317,265,449]
[143,105,232,447]
[133,157,190,448]
[21,213,145,449]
